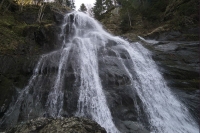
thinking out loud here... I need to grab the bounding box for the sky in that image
[75,0,95,10]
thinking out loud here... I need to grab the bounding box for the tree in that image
[93,0,115,20]
[115,0,136,32]
[36,0,46,23]
[93,0,104,19]
[65,0,71,7]
[79,3,87,12]
[103,0,113,10]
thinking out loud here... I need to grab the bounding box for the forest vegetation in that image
[92,0,199,40]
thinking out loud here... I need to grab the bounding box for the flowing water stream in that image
[0,11,198,133]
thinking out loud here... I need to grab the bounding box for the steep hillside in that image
[100,0,199,41]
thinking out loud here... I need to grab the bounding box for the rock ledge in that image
[6,117,106,133]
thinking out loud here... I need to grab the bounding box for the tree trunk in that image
[127,9,133,28]
[19,3,23,12]
[37,2,46,23]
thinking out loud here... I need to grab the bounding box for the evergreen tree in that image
[93,0,104,19]
[93,0,114,20]
[103,0,113,10]
[57,0,73,8]
[65,0,71,7]
[79,3,87,12]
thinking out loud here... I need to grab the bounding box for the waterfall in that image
[123,42,198,133]
[0,11,198,133]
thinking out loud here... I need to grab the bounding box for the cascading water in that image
[123,43,198,133]
[0,11,198,133]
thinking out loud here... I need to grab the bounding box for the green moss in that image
[0,28,23,52]
[0,12,45,54]
[0,13,26,53]
[0,4,55,54]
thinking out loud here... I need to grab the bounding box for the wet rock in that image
[0,23,60,116]
[53,11,65,24]
[151,41,199,91]
[23,24,59,53]
[6,117,106,133]
[0,55,37,117]
[0,6,62,121]
[97,46,150,131]
[115,119,150,133]
[148,40,199,122]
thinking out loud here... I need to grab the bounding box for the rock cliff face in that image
[0,3,199,133]
[6,117,106,133]
[137,39,200,122]
[153,41,199,120]
[151,41,199,91]
[0,5,63,118]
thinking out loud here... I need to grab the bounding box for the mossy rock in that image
[6,117,106,133]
